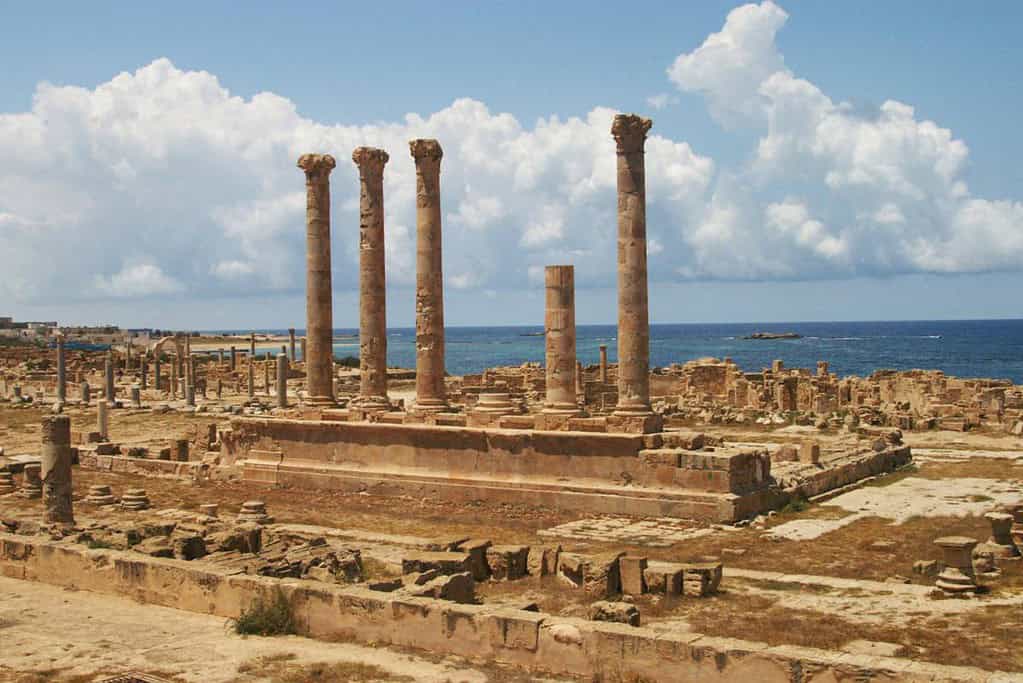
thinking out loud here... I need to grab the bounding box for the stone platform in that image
[221,418,907,523]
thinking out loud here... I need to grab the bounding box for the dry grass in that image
[233,655,410,683]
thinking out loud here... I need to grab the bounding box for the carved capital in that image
[352,147,389,176]
[611,114,652,155]
[297,153,337,180]
[409,138,443,163]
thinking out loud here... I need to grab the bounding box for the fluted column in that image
[612,114,653,417]
[298,153,338,406]
[544,265,580,414]
[411,139,448,412]
[353,147,391,410]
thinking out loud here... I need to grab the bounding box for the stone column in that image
[154,357,161,394]
[599,344,608,383]
[300,337,307,362]
[544,265,580,414]
[289,328,296,362]
[230,346,237,371]
[247,359,255,401]
[40,415,74,526]
[276,353,288,408]
[264,359,271,395]
[353,146,391,410]
[104,355,115,405]
[411,139,448,412]
[170,358,178,398]
[249,333,256,358]
[97,401,109,440]
[611,114,654,418]
[55,335,66,404]
[298,153,337,406]
[139,357,147,391]
[80,381,90,405]
[130,385,142,409]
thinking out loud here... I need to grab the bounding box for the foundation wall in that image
[0,535,1000,682]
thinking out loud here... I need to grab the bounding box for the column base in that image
[351,396,391,412]
[306,395,337,408]
[607,411,663,434]
[414,398,450,414]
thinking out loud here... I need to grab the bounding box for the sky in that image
[1,1,1022,329]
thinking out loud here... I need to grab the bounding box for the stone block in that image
[681,561,722,597]
[619,556,648,596]
[644,561,683,595]
[486,545,529,581]
[557,551,623,596]
[401,551,472,576]
[799,441,821,465]
[589,600,640,627]
[455,538,492,581]
[773,444,799,462]
[405,571,476,604]
[526,545,560,577]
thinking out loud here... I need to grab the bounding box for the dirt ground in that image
[0,576,566,683]
[2,403,1023,675]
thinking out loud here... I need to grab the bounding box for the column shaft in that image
[411,139,448,411]
[276,353,288,408]
[299,154,338,406]
[353,147,390,409]
[612,114,653,416]
[544,265,580,413]
[40,415,74,526]
[56,337,66,403]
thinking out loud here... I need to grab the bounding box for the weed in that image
[232,587,297,636]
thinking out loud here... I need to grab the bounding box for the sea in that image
[209,319,1023,384]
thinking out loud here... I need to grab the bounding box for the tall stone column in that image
[55,335,66,404]
[544,265,580,414]
[247,359,255,401]
[410,139,448,412]
[288,328,296,362]
[612,114,654,418]
[249,333,256,358]
[298,153,338,406]
[154,357,161,393]
[353,146,391,410]
[104,355,115,405]
[41,415,74,526]
[230,346,237,372]
[300,337,307,362]
[599,344,608,383]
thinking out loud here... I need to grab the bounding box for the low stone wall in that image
[0,534,1005,682]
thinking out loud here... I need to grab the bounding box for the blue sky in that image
[1,2,1022,328]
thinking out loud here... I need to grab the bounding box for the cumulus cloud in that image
[669,0,1023,280]
[1,4,1021,314]
[0,61,712,305]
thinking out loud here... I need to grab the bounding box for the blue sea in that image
[210,320,1023,384]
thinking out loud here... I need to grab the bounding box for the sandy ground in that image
[0,576,563,683]
[768,475,1023,540]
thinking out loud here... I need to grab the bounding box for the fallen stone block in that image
[558,551,623,596]
[589,600,640,627]
[405,571,476,604]
[620,556,648,596]
[454,538,492,581]
[401,551,472,576]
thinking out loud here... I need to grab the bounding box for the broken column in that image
[934,536,979,594]
[80,382,90,405]
[55,334,66,404]
[611,114,656,426]
[276,353,288,408]
[104,355,115,405]
[353,146,391,411]
[41,415,74,526]
[983,512,1020,559]
[97,400,109,441]
[230,346,237,372]
[599,344,608,383]
[411,139,448,412]
[288,328,296,362]
[543,265,581,415]
[298,153,338,406]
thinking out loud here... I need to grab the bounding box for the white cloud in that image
[646,93,678,110]
[667,1,1023,280]
[2,5,1022,314]
[94,263,183,297]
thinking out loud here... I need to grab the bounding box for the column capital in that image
[409,138,443,163]
[611,114,652,155]
[297,153,337,180]
[352,147,389,175]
